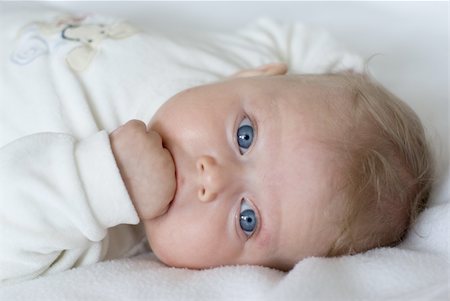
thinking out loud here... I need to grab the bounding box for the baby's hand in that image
[110,120,176,220]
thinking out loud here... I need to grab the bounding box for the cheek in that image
[147,213,221,268]
[155,108,211,150]
[256,230,271,249]
[147,208,242,269]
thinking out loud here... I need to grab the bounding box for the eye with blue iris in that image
[236,116,254,155]
[239,198,258,238]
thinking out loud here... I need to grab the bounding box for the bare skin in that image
[110,120,176,220]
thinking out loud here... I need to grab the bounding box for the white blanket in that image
[0,174,448,300]
[0,2,448,300]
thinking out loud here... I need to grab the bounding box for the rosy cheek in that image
[257,229,271,249]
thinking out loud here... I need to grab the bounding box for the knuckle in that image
[126,119,146,131]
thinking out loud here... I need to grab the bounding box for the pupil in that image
[240,209,256,232]
[237,125,253,149]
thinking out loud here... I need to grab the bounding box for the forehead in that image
[273,133,342,263]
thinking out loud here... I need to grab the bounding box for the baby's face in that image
[146,75,346,270]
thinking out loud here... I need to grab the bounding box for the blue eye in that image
[239,198,257,238]
[236,116,254,154]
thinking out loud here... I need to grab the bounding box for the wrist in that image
[77,131,139,226]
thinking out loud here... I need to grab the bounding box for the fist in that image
[110,120,176,220]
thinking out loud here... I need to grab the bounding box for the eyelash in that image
[235,114,257,155]
[237,197,260,240]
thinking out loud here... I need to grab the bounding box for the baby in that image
[0,62,434,283]
[110,63,434,271]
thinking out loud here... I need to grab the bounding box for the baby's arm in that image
[0,131,138,284]
[109,120,176,220]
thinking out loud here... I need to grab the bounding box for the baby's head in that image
[145,64,433,271]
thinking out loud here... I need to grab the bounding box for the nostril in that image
[198,187,208,201]
[196,160,205,172]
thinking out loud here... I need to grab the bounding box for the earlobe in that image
[231,62,288,78]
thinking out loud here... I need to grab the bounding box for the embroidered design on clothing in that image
[11,14,139,71]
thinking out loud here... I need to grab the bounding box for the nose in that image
[196,155,230,202]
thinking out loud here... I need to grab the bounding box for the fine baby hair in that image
[303,71,435,257]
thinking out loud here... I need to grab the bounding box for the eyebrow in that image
[253,98,282,255]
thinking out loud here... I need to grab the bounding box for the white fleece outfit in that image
[0,11,152,284]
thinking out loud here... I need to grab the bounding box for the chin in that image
[147,235,181,267]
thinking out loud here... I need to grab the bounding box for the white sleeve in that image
[0,130,139,284]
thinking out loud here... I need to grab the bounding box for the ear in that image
[231,62,288,78]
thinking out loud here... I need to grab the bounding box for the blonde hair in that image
[311,72,435,256]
